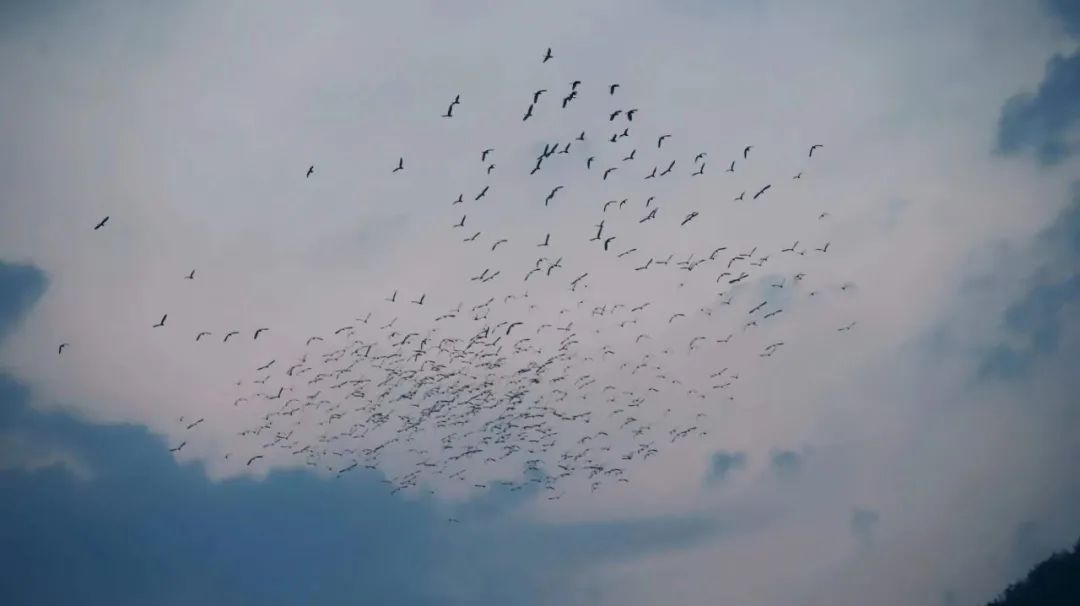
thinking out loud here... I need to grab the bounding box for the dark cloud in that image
[0,261,46,341]
[705,450,747,485]
[996,50,1080,165]
[979,193,1080,379]
[770,450,803,478]
[1044,0,1080,37]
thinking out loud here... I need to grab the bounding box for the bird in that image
[681,211,699,226]
[603,236,616,251]
[660,160,676,176]
[816,242,830,253]
[657,134,671,148]
[694,152,707,163]
[538,233,550,247]
[793,172,802,179]
[186,418,205,430]
[726,161,735,173]
[609,83,620,95]
[475,185,490,200]
[411,294,426,305]
[603,167,617,180]
[639,208,658,223]
[734,191,745,201]
[452,193,464,205]
[545,186,563,205]
[169,442,186,453]
[609,110,622,121]
[306,165,315,178]
[247,455,264,466]
[523,104,534,121]
[93,216,109,230]
[753,184,771,199]
[184,269,195,280]
[464,231,481,242]
[223,330,240,342]
[644,167,657,179]
[532,90,546,104]
[623,149,636,162]
[626,109,638,121]
[691,164,705,176]
[838,321,857,331]
[486,164,495,175]
[253,328,269,340]
[58,343,69,355]
[442,103,455,118]
[195,331,211,341]
[306,336,323,346]
[152,314,167,328]
[586,157,595,170]
[386,289,397,303]
[492,239,508,251]
[393,157,404,172]
[454,215,466,228]
[576,131,586,141]
[542,47,553,62]
[743,145,752,159]
[571,79,581,90]
[506,322,524,335]
[809,144,823,157]
[481,148,494,162]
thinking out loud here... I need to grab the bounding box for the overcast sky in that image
[1,1,1079,605]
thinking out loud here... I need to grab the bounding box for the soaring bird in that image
[94,216,109,230]
[442,103,454,118]
[386,289,398,303]
[542,47,553,62]
[306,336,324,346]
[491,239,508,251]
[609,110,622,121]
[576,131,586,141]
[454,214,466,228]
[532,89,546,103]
[393,157,404,172]
[743,145,752,159]
[691,164,705,176]
[753,184,771,199]
[538,233,550,247]
[609,83,620,95]
[586,156,595,170]
[475,185,490,200]
[626,109,638,121]
[223,330,240,342]
[644,167,657,179]
[247,455,264,466]
[253,328,269,339]
[793,172,802,179]
[481,148,494,162]
[809,144,823,157]
[571,80,581,90]
[726,160,735,173]
[681,211,699,226]
[169,442,186,453]
[186,418,205,430]
[195,331,211,341]
[152,314,167,328]
[486,163,495,175]
[184,269,195,280]
[734,191,745,201]
[523,104,534,121]
[657,134,671,148]
[603,236,616,251]
[306,165,315,178]
[411,294,426,305]
[545,186,563,205]
[464,231,481,242]
[58,343,69,355]
[603,167,617,180]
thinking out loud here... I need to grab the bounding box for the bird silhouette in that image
[809,144,823,157]
[306,165,314,178]
[393,157,404,172]
[152,314,167,328]
[58,343,69,355]
[94,216,109,230]
[542,48,553,63]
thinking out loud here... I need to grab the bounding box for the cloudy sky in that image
[1,1,1079,604]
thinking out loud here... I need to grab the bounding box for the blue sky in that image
[2,2,1080,605]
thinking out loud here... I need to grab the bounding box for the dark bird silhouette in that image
[523,104,534,121]
[793,172,802,179]
[247,455,264,466]
[743,145,752,159]
[152,314,167,328]
[186,418,205,430]
[734,191,745,201]
[545,186,563,205]
[464,231,481,242]
[454,214,466,228]
[538,233,550,247]
[223,330,240,342]
[809,144,823,157]
[753,184,771,199]
[411,294,426,306]
[626,109,637,121]
[253,328,269,340]
[486,163,495,175]
[169,442,186,453]
[586,156,595,170]
[726,161,735,173]
[442,103,455,118]
[603,167,617,180]
[681,211,699,226]
[639,208,657,223]
[58,343,69,355]
[603,236,616,251]
[644,167,657,179]
[393,157,404,172]
[492,239,508,251]
[506,322,524,335]
[94,216,109,230]
[691,164,705,176]
[542,47,553,62]
[481,148,493,162]
[609,110,622,121]
[184,269,195,280]
[657,134,671,148]
[816,242,830,253]
[609,83,620,95]
[623,149,636,162]
[576,131,586,141]
[305,165,315,178]
[475,185,489,200]
[571,80,581,90]
[660,160,676,176]
[452,193,464,205]
[532,90,546,103]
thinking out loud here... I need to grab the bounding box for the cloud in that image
[705,450,747,485]
[770,449,803,479]
[1044,0,1080,37]
[0,261,46,341]
[996,50,1080,165]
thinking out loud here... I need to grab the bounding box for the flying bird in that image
[681,211,699,226]
[253,328,269,339]
[247,455,264,466]
[94,216,109,230]
[195,331,211,341]
[184,269,195,280]
[603,167,617,180]
[538,233,550,247]
[603,236,616,251]
[532,90,546,103]
[542,48,553,62]
[609,83,620,95]
[743,145,752,159]
[475,185,490,200]
[223,330,240,342]
[523,104,534,121]
[454,214,466,228]
[169,442,186,453]
[481,148,494,161]
[491,239,508,251]
[393,157,404,172]
[809,144,823,157]
[411,294,426,305]
[753,184,771,199]
[545,186,563,205]
[152,314,167,328]
[58,343,69,355]
[726,161,735,173]
[657,134,671,148]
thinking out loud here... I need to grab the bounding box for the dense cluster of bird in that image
[72,47,856,514]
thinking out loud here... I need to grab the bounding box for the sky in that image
[1,1,1079,605]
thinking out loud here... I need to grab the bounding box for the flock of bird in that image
[71,47,856,517]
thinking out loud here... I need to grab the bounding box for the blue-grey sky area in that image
[1,1,1079,605]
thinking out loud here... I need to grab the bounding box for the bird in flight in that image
[306,165,314,178]
[195,331,211,341]
[454,214,466,228]
[442,103,455,118]
[481,148,494,162]
[603,236,616,251]
[657,134,671,148]
[626,109,638,121]
[184,269,195,280]
[169,442,186,453]
[523,103,534,121]
[58,343,69,355]
[152,314,167,328]
[475,185,490,200]
[94,216,109,230]
[542,47,553,63]
[609,83,620,95]
[223,330,240,342]
[609,110,622,121]
[753,184,771,199]
[681,211,699,226]
[532,90,546,104]
[793,172,802,179]
[809,144,824,157]
[691,164,705,177]
[491,239,508,251]
[464,231,481,242]
[247,455,264,466]
[253,328,269,340]
[726,161,735,173]
[393,157,404,172]
[743,145,752,159]
[538,233,550,247]
[603,167,617,180]
[545,186,563,205]
[734,191,745,201]
[411,293,426,305]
